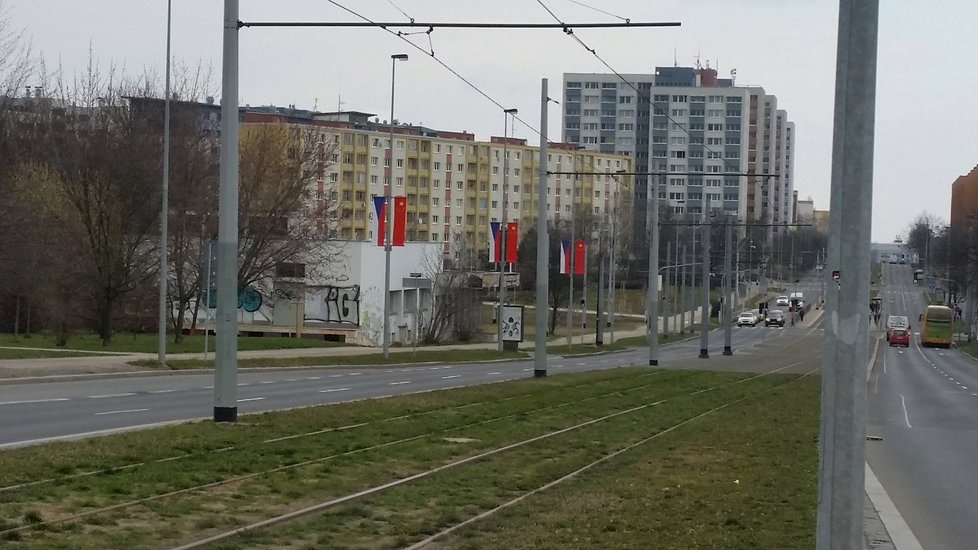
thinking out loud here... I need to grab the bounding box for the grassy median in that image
[0,367,819,549]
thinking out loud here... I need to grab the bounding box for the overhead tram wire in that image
[308,1,674,186]
[564,0,631,22]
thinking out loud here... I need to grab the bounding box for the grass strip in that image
[0,369,754,547]
[197,373,804,549]
[0,333,349,355]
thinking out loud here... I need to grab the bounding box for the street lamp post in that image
[497,107,517,352]
[158,0,172,366]
[383,53,409,360]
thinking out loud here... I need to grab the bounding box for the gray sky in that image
[9,1,977,242]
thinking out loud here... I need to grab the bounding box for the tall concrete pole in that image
[214,0,239,423]
[647,174,660,365]
[566,153,575,349]
[157,0,172,366]
[595,223,605,346]
[699,195,711,358]
[723,222,733,355]
[383,54,408,360]
[680,243,687,335]
[665,241,672,336]
[816,1,878,548]
[497,107,517,352]
[534,78,549,378]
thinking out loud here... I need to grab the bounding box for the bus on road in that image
[920,305,953,348]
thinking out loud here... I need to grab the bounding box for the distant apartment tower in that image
[563,66,796,239]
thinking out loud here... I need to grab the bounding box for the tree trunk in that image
[97,297,114,346]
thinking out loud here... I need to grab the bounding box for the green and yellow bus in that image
[920,305,953,347]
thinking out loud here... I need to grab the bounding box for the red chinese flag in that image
[505,221,518,263]
[573,239,586,275]
[393,196,407,246]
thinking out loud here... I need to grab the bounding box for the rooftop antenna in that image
[694,51,701,69]
[313,97,318,111]
[730,68,738,85]
[673,48,677,67]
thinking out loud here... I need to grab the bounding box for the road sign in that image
[928,277,936,290]
[500,305,524,342]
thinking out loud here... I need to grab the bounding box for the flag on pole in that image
[392,196,407,246]
[489,221,501,262]
[373,195,386,246]
[505,221,518,263]
[560,239,586,275]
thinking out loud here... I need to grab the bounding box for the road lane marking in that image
[306,376,322,380]
[329,374,344,378]
[237,397,265,403]
[259,381,274,385]
[285,379,300,382]
[87,393,135,399]
[95,408,149,416]
[237,383,250,387]
[522,368,531,371]
[349,372,363,376]
[441,375,461,380]
[319,388,350,393]
[487,372,503,375]
[148,389,176,394]
[900,394,912,429]
[389,381,410,386]
[0,398,70,406]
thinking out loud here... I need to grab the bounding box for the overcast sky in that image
[8,1,977,242]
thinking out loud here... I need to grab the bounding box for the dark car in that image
[889,328,910,347]
[765,309,786,327]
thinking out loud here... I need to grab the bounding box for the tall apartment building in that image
[241,108,632,265]
[563,66,795,238]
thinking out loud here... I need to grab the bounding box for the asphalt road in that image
[0,285,824,449]
[866,263,978,550]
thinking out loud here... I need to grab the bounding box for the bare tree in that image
[419,239,481,344]
[237,123,343,294]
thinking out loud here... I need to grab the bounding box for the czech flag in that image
[373,195,407,246]
[489,221,519,263]
[560,239,586,275]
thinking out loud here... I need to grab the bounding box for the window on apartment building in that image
[433,197,440,206]
[672,95,687,103]
[707,166,722,173]
[397,140,404,150]
[689,150,703,159]
[671,151,686,159]
[395,177,403,186]
[690,136,703,145]
[726,96,742,103]
[670,136,687,145]
[707,109,724,117]
[671,109,686,117]
[354,191,365,201]
[330,173,338,183]
[653,94,669,102]
[353,209,365,220]
[585,82,599,89]
[706,179,722,187]
[726,110,741,118]
[708,95,724,103]
[669,164,685,172]
[617,109,634,117]
[466,215,475,225]
[707,151,721,159]
[432,215,439,223]
[619,96,633,104]
[455,216,462,225]
[454,198,462,208]
[726,137,741,145]
[725,151,740,159]
[342,152,353,164]
[342,190,351,200]
[372,138,381,148]
[456,181,463,190]
[708,124,724,131]
[707,137,723,146]
[669,178,685,186]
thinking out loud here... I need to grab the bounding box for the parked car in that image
[776,296,790,307]
[765,309,786,327]
[889,328,910,347]
[737,311,758,327]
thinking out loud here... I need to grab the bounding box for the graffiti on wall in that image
[305,285,361,325]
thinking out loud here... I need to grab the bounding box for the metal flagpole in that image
[534,79,550,378]
[699,195,711,358]
[157,0,172,366]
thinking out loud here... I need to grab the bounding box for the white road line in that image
[87,393,135,399]
[865,464,924,550]
[259,381,274,385]
[349,372,363,376]
[319,387,350,393]
[522,368,531,371]
[237,397,265,403]
[237,383,250,387]
[95,408,149,416]
[148,389,176,394]
[307,376,322,380]
[900,394,912,429]
[285,379,300,383]
[329,374,344,378]
[576,362,586,366]
[487,371,503,375]
[441,375,461,380]
[203,385,214,389]
[0,398,70,406]
[389,381,410,386]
